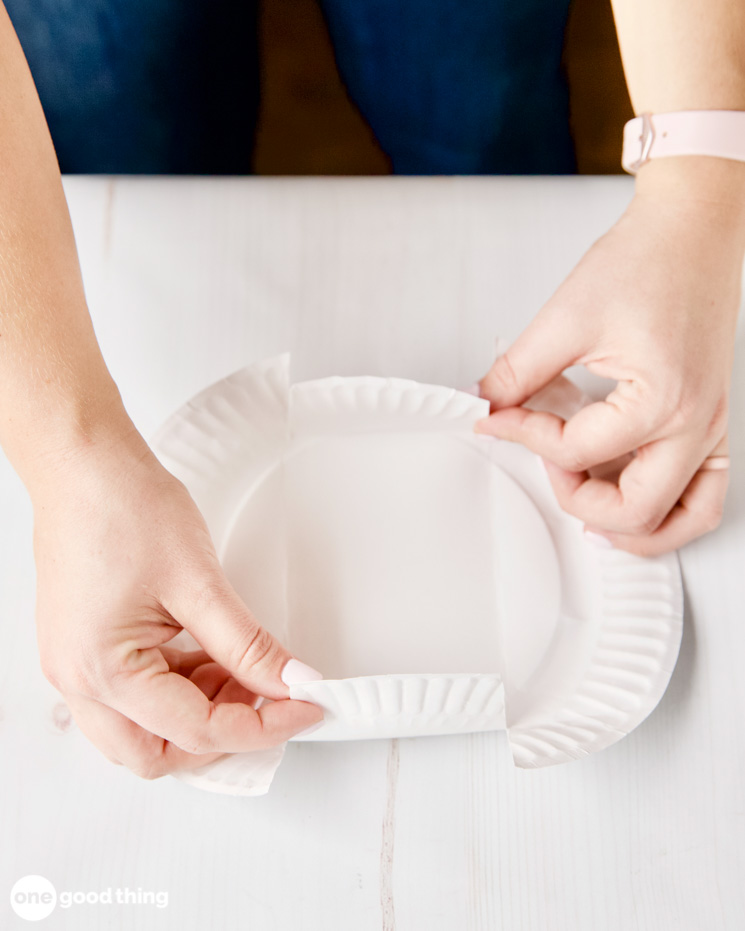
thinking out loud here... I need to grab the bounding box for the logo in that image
[9,875,169,921]
[9,876,57,922]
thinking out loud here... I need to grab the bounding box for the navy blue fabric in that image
[318,0,575,173]
[4,0,259,174]
[5,0,575,175]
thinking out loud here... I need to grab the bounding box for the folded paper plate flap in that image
[290,376,489,436]
[289,674,506,740]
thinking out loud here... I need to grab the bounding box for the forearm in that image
[611,0,745,113]
[0,4,133,496]
[611,0,745,247]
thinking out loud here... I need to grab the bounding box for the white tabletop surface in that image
[1,175,744,930]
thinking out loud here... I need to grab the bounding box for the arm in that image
[478,0,745,555]
[0,4,322,777]
[0,3,126,484]
[611,0,745,113]
[613,0,745,220]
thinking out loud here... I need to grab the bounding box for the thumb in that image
[479,307,580,409]
[163,569,322,701]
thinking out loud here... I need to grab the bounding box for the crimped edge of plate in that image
[290,375,488,435]
[289,674,506,740]
[507,550,683,767]
[149,353,289,481]
[148,354,289,545]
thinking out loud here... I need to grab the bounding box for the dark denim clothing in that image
[319,0,575,174]
[5,0,259,173]
[5,0,574,175]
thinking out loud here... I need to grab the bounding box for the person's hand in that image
[32,425,323,779]
[476,161,745,556]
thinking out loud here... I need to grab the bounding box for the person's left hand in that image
[475,162,744,556]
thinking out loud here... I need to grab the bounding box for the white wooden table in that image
[2,176,744,930]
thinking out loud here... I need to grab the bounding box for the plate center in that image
[222,432,560,684]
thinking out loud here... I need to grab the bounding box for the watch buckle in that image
[629,112,656,173]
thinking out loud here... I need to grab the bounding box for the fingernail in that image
[281,658,324,686]
[584,529,614,549]
[462,382,481,397]
[293,720,325,739]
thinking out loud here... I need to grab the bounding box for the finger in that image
[65,662,263,777]
[475,384,655,473]
[65,693,225,779]
[584,466,729,557]
[522,372,592,419]
[161,571,322,700]
[159,646,212,677]
[100,647,323,755]
[541,436,705,535]
[188,661,258,706]
[160,649,261,708]
[478,310,580,408]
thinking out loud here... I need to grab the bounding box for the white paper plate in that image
[150,355,683,795]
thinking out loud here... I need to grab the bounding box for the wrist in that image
[13,387,154,507]
[633,156,745,247]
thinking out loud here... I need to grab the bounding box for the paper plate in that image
[149,355,683,795]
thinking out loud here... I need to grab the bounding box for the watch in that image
[621,110,745,174]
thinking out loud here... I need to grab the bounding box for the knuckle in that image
[635,401,668,438]
[703,395,729,445]
[39,654,62,691]
[67,668,98,697]
[487,353,522,397]
[179,733,213,756]
[697,503,724,534]
[179,713,217,755]
[656,394,689,432]
[643,370,693,432]
[627,503,665,536]
[95,647,160,702]
[668,406,701,437]
[655,382,727,440]
[39,651,96,697]
[130,750,169,781]
[555,446,589,473]
[231,623,278,677]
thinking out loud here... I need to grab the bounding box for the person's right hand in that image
[31,424,323,780]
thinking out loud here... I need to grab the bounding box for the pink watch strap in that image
[622,110,745,174]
